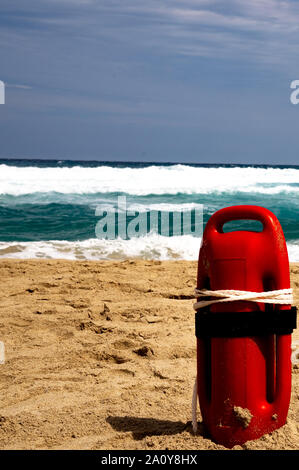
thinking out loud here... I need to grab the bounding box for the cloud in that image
[1,0,299,67]
[1,0,298,161]
[6,83,32,89]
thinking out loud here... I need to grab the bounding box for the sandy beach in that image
[0,259,298,450]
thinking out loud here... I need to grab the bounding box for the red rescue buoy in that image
[195,205,297,448]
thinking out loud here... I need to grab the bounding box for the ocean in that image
[0,159,298,261]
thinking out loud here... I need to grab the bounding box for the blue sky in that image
[1,0,299,164]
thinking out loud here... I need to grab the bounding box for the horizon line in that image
[0,156,299,169]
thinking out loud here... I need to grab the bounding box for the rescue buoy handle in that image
[208,205,277,234]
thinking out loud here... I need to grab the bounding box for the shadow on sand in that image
[106,416,206,440]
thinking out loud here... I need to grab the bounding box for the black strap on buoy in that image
[195,306,297,338]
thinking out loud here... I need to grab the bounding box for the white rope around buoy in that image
[193,288,293,311]
[192,377,198,434]
[191,287,294,434]
[291,340,299,366]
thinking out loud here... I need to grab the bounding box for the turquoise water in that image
[0,159,298,260]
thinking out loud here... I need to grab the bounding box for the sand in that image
[0,259,298,451]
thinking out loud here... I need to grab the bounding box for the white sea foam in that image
[0,235,201,261]
[96,201,203,213]
[0,164,298,196]
[0,236,298,262]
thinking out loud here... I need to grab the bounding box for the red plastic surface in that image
[196,205,292,448]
